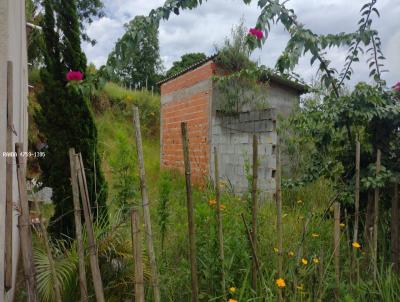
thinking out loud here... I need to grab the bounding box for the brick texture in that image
[161,61,215,95]
[160,62,215,184]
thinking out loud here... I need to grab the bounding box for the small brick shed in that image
[159,55,306,196]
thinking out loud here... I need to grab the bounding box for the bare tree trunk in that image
[69,148,88,301]
[333,202,340,299]
[15,142,38,302]
[276,138,283,302]
[373,149,381,280]
[76,154,105,302]
[251,134,258,291]
[5,61,13,290]
[131,209,145,302]
[181,122,199,302]
[214,147,226,298]
[391,183,399,273]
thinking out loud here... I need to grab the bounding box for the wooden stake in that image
[333,202,340,298]
[344,209,352,285]
[241,213,261,271]
[364,191,374,251]
[353,140,360,243]
[131,209,145,302]
[5,61,13,290]
[181,121,199,302]
[391,183,399,273]
[251,134,258,291]
[214,147,226,298]
[276,137,283,302]
[133,106,161,302]
[69,149,88,301]
[76,153,105,302]
[15,143,38,302]
[373,149,381,279]
[32,195,62,302]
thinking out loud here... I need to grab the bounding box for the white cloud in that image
[83,17,124,66]
[83,0,400,86]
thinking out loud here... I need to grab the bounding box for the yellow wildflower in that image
[228,299,237,302]
[208,199,216,206]
[273,247,279,253]
[311,233,320,238]
[288,251,295,257]
[340,223,345,228]
[301,258,308,265]
[276,278,286,288]
[229,287,236,294]
[352,242,361,249]
[312,257,319,264]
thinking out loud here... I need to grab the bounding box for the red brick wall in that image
[160,61,215,184]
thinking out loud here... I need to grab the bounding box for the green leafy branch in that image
[127,0,388,97]
[338,0,386,87]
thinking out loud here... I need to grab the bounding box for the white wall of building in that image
[0,0,29,300]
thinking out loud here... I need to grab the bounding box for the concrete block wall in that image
[160,59,300,194]
[160,61,216,183]
[210,109,277,197]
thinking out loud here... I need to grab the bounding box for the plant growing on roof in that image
[213,22,269,113]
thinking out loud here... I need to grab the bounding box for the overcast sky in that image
[82,0,400,87]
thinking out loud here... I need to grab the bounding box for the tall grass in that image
[25,82,400,301]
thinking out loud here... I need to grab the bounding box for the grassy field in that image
[93,85,400,301]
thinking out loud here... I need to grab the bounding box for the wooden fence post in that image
[276,137,283,302]
[15,143,38,302]
[181,122,199,302]
[69,148,88,301]
[353,140,360,243]
[5,61,14,290]
[214,147,226,298]
[333,202,340,298]
[373,149,381,280]
[133,106,161,302]
[131,209,145,302]
[391,183,399,273]
[76,153,105,302]
[251,134,259,291]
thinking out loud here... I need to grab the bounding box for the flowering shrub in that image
[248,28,263,40]
[66,70,83,81]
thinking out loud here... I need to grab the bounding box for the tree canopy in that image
[166,52,206,77]
[107,15,163,89]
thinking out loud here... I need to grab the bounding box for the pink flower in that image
[66,70,83,81]
[393,82,400,92]
[249,28,263,40]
